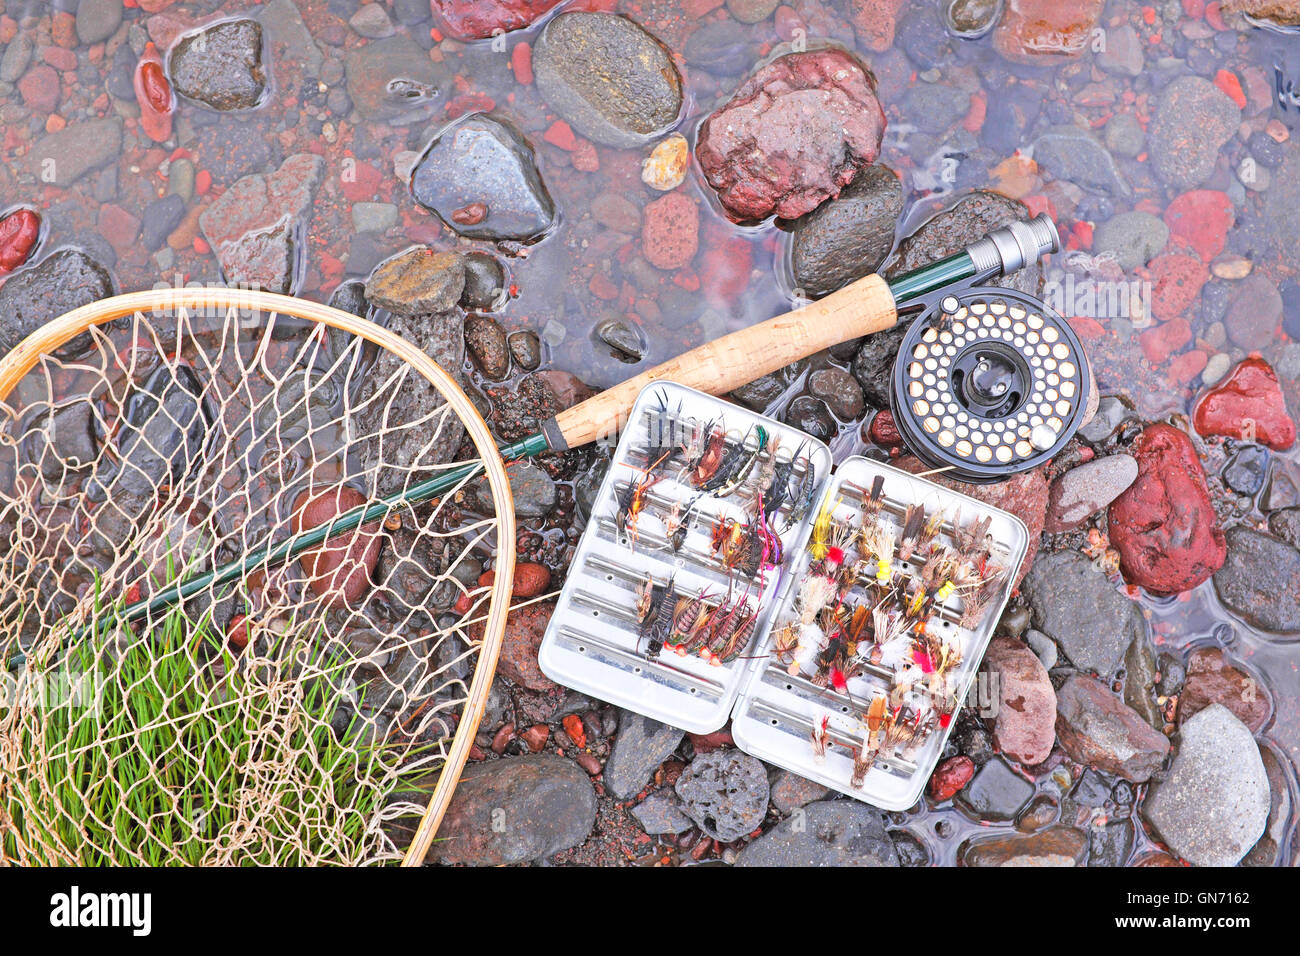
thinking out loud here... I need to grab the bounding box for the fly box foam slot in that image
[731,457,1029,810]
[538,381,833,735]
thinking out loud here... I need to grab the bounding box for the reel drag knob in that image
[888,287,1091,483]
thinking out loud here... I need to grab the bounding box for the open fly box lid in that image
[538,381,834,734]
[731,456,1029,810]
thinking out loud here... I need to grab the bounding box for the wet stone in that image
[1213,526,1300,634]
[76,0,123,45]
[736,800,899,866]
[345,34,443,125]
[140,195,186,252]
[411,113,556,243]
[730,374,785,413]
[631,791,695,835]
[508,330,541,371]
[1268,507,1300,550]
[509,462,557,519]
[26,118,123,187]
[464,314,509,380]
[959,757,1034,821]
[0,249,117,359]
[1032,125,1130,197]
[675,749,769,843]
[1094,211,1169,270]
[980,636,1056,766]
[1222,445,1269,496]
[1149,76,1241,191]
[851,324,908,409]
[532,12,683,148]
[1179,646,1271,734]
[25,401,98,479]
[943,0,1001,37]
[168,19,268,112]
[790,165,902,300]
[807,368,865,420]
[1022,550,1144,676]
[1088,821,1136,868]
[1078,396,1133,444]
[1123,634,1163,731]
[1044,455,1138,533]
[683,18,757,76]
[595,318,644,362]
[460,252,507,311]
[783,396,836,442]
[1054,675,1170,782]
[961,825,1089,867]
[364,247,466,316]
[604,710,684,800]
[435,754,596,865]
[769,769,830,813]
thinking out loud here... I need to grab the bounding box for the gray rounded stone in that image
[675,749,769,842]
[736,800,899,866]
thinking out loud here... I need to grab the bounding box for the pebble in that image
[807,367,866,420]
[464,314,510,379]
[508,461,557,518]
[604,710,684,799]
[736,800,899,866]
[1268,507,1300,550]
[1180,647,1270,733]
[1044,454,1138,532]
[640,192,699,270]
[641,133,689,192]
[769,769,830,812]
[1104,112,1145,158]
[169,19,268,111]
[508,330,541,371]
[942,0,1002,38]
[1201,351,1231,386]
[1193,356,1296,450]
[76,0,123,45]
[140,195,186,252]
[1224,273,1283,351]
[350,202,398,233]
[435,754,596,865]
[412,113,556,243]
[783,396,836,442]
[1222,445,1269,496]
[980,636,1057,766]
[595,318,645,361]
[1033,125,1131,197]
[959,757,1034,821]
[1097,23,1144,76]
[1142,704,1270,868]
[1149,76,1242,190]
[26,118,123,187]
[364,247,466,315]
[1213,526,1300,634]
[675,749,769,842]
[1022,549,1145,675]
[929,755,975,802]
[349,3,395,38]
[683,18,757,76]
[727,0,780,22]
[532,12,682,148]
[961,825,1088,866]
[460,252,507,312]
[631,791,695,835]
[1025,628,1058,671]
[1054,675,1170,782]
[345,34,442,125]
[1095,212,1169,270]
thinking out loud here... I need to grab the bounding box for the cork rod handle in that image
[552,272,898,449]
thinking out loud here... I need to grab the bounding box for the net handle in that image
[0,287,516,868]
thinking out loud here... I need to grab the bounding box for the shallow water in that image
[3,0,1299,864]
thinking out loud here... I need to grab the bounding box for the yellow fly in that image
[808,494,839,561]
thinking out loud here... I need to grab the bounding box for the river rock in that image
[292,486,382,607]
[959,757,1034,820]
[1033,125,1131,197]
[1107,424,1226,596]
[887,190,1042,297]
[736,800,899,866]
[199,153,324,296]
[807,368,866,420]
[980,636,1057,766]
[961,825,1089,866]
[993,0,1105,64]
[631,791,695,835]
[76,0,122,45]
[1054,675,1170,782]
[435,754,596,865]
[345,33,443,125]
[364,247,466,316]
[26,117,123,187]
[1179,647,1270,733]
[943,0,1002,37]
[769,769,830,812]
[641,192,699,271]
[1213,526,1300,634]
[411,113,555,243]
[1222,0,1300,25]
[850,324,907,409]
[1045,455,1138,532]
[507,461,557,518]
[675,749,769,842]
[0,249,117,359]
[683,18,758,76]
[168,19,268,111]
[1268,507,1300,550]
[532,13,682,148]
[1094,212,1169,270]
[696,48,886,222]
[1193,357,1296,451]
[1124,633,1163,730]
[790,164,902,299]
[605,710,684,799]
[1148,76,1241,191]
[431,0,565,40]
[464,315,509,379]
[1142,704,1269,867]
[1224,273,1283,352]
[1022,549,1145,675]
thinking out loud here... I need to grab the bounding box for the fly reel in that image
[889,286,1090,483]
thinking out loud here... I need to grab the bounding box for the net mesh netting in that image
[0,303,505,865]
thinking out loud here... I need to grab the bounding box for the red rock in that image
[0,208,41,274]
[1214,69,1246,109]
[511,41,533,84]
[981,636,1057,766]
[18,64,60,113]
[868,408,903,447]
[849,0,905,51]
[292,486,382,607]
[1164,190,1233,262]
[641,192,699,270]
[1107,424,1226,595]
[1193,357,1295,450]
[699,232,753,299]
[1139,317,1190,365]
[341,160,383,203]
[688,729,734,753]
[1148,253,1207,322]
[993,0,1106,64]
[1169,349,1208,386]
[482,600,559,692]
[97,203,141,257]
[521,724,550,752]
[571,139,599,172]
[52,10,77,48]
[575,752,602,775]
[430,0,564,40]
[512,561,552,598]
[543,120,577,151]
[1054,675,1170,782]
[929,755,975,802]
[134,44,173,143]
[1178,646,1271,732]
[696,49,886,221]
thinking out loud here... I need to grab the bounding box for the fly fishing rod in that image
[30,214,1070,632]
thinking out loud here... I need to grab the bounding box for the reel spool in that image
[889,286,1091,483]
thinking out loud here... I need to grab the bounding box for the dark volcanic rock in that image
[1107,424,1226,597]
[168,19,268,111]
[411,113,556,243]
[464,315,510,379]
[1214,526,1300,634]
[959,757,1034,820]
[0,249,117,359]
[736,799,899,866]
[532,12,683,148]
[604,710,684,800]
[460,252,507,311]
[790,164,902,299]
[675,749,769,842]
[696,49,886,222]
[851,324,908,408]
[435,754,596,865]
[1054,675,1170,782]
[1021,549,1146,676]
